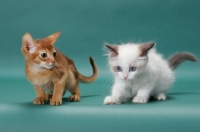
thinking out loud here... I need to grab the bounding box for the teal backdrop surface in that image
[0,0,200,132]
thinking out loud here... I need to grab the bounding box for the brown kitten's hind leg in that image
[68,86,80,102]
[33,86,47,105]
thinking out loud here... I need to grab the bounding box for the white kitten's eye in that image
[129,66,136,72]
[41,53,47,58]
[116,66,122,72]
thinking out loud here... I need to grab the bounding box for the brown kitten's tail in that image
[78,57,98,83]
[168,52,197,70]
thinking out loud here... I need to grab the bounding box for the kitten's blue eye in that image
[116,66,122,72]
[129,66,136,72]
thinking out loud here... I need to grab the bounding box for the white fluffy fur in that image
[104,43,174,104]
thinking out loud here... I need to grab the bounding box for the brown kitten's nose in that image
[50,61,56,65]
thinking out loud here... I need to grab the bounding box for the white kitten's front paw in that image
[154,93,166,100]
[104,96,121,105]
[132,96,149,104]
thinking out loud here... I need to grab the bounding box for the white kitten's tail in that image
[78,57,98,83]
[168,52,197,70]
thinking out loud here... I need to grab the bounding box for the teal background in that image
[0,0,200,132]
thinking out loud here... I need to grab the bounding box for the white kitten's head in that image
[105,42,155,80]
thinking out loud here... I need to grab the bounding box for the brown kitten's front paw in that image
[50,98,62,106]
[45,94,52,100]
[33,97,46,105]
[68,95,80,102]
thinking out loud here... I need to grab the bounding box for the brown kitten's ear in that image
[22,33,37,54]
[139,42,155,57]
[44,31,61,45]
[105,43,118,57]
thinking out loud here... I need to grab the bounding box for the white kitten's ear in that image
[105,44,118,57]
[44,31,61,45]
[139,42,155,56]
[22,33,37,54]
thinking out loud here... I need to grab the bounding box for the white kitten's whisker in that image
[137,58,148,60]
[101,76,113,95]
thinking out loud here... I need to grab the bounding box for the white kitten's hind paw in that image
[104,96,121,105]
[132,96,149,104]
[154,93,166,100]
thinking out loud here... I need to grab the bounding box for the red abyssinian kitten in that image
[21,32,98,106]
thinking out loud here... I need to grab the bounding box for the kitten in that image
[104,42,197,104]
[21,32,98,106]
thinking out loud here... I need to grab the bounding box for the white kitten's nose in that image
[123,72,128,80]
[123,76,128,80]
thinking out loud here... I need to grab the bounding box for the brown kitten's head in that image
[21,32,61,69]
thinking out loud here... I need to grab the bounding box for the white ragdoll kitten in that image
[104,42,197,104]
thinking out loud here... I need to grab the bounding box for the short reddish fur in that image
[21,32,98,105]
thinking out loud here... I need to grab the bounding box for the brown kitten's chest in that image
[26,64,60,90]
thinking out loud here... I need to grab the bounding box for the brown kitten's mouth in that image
[45,66,54,69]
[43,63,56,69]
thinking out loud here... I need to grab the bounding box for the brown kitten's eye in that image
[53,52,56,57]
[41,53,47,58]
